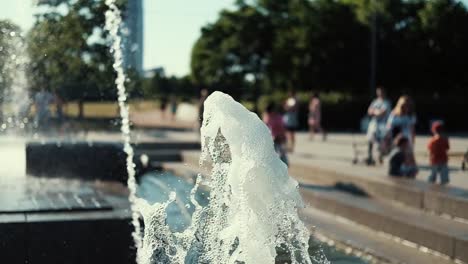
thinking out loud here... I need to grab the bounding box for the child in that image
[263,102,288,165]
[427,121,450,185]
[388,135,418,178]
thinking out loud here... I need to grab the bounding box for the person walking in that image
[160,97,168,120]
[308,92,326,141]
[427,121,450,185]
[263,102,288,165]
[366,86,391,165]
[283,90,299,152]
[34,88,54,130]
[169,95,177,121]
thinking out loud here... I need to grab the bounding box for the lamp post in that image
[369,0,377,98]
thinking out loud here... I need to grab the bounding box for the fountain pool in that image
[137,170,370,264]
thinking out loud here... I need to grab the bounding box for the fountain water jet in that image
[1,28,31,131]
[133,92,329,264]
[104,0,142,257]
[104,2,328,263]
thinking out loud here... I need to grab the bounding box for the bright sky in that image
[0,0,235,77]
[1,0,467,77]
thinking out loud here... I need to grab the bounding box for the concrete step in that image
[300,207,456,264]
[181,150,468,221]
[135,149,182,162]
[289,157,468,221]
[300,187,468,262]
[133,141,200,150]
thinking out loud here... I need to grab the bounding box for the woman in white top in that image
[386,95,416,147]
[386,95,418,176]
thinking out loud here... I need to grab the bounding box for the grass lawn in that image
[2,100,161,119]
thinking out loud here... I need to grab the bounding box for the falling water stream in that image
[104,0,142,256]
[105,2,328,264]
[1,27,30,131]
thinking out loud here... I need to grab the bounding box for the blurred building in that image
[144,67,165,79]
[123,0,144,75]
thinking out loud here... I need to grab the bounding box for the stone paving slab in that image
[0,177,128,216]
[0,191,112,214]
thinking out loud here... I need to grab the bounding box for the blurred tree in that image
[190,5,273,102]
[191,0,369,97]
[27,0,135,118]
[142,70,198,101]
[416,0,468,95]
[192,0,468,99]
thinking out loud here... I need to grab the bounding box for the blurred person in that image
[170,96,177,121]
[388,135,418,178]
[34,88,54,129]
[283,90,299,152]
[386,95,416,147]
[462,149,468,171]
[54,92,65,125]
[160,97,168,120]
[308,92,326,141]
[366,86,391,165]
[198,89,208,130]
[427,121,450,185]
[263,102,288,165]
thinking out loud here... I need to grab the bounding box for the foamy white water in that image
[134,92,329,264]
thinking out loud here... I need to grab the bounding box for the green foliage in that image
[191,0,468,99]
[190,5,273,99]
[143,72,197,101]
[27,0,135,101]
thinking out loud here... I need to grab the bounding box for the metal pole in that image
[369,3,377,98]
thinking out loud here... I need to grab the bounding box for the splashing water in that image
[104,0,142,255]
[134,92,329,264]
[1,30,30,131]
[105,2,328,263]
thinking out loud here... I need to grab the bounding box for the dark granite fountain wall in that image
[26,142,143,183]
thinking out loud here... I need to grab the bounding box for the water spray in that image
[104,0,142,259]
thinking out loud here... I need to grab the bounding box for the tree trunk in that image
[78,100,84,119]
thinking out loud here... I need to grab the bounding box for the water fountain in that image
[0,1,358,263]
[0,27,31,132]
[103,1,329,263]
